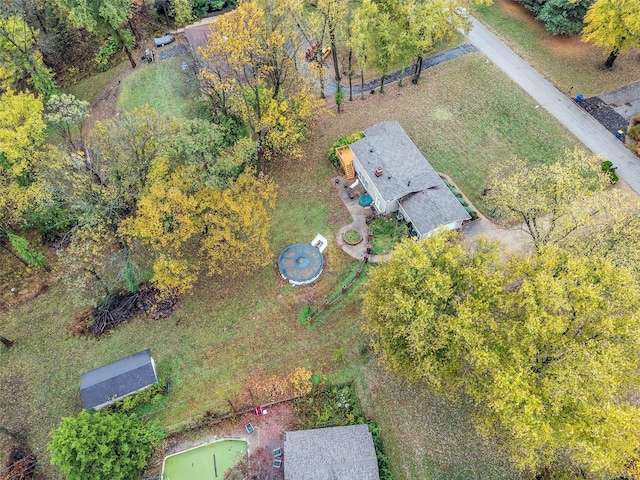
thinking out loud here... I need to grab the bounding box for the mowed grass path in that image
[1,52,578,478]
[117,57,200,117]
[63,60,130,104]
[475,0,640,97]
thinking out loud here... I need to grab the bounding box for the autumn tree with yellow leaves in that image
[363,230,640,477]
[485,148,640,282]
[0,90,52,269]
[199,1,322,171]
[121,162,276,295]
[43,105,276,300]
[485,149,611,250]
[582,0,640,68]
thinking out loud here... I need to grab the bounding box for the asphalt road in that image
[464,17,640,195]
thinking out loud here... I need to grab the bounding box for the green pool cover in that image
[162,440,248,480]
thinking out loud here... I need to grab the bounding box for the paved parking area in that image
[599,82,640,122]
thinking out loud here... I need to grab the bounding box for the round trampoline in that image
[278,243,324,285]
[359,194,373,207]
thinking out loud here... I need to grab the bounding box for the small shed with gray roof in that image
[80,349,157,410]
[348,121,470,238]
[283,424,379,480]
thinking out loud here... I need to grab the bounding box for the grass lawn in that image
[326,52,579,213]
[474,0,640,97]
[63,60,131,104]
[117,57,200,118]
[357,363,518,480]
[370,216,409,255]
[1,51,580,478]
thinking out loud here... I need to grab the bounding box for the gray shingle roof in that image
[284,424,379,480]
[399,184,471,236]
[350,121,441,202]
[80,349,157,410]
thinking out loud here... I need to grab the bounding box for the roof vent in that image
[375,168,383,177]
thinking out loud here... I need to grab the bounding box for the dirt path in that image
[82,64,131,134]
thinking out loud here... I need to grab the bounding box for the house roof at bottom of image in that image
[283,424,379,480]
[399,184,471,236]
[80,349,156,410]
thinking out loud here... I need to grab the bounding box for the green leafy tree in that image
[515,0,546,15]
[60,0,138,68]
[168,117,248,186]
[582,0,640,68]
[408,0,471,84]
[349,3,373,100]
[44,93,90,150]
[536,0,590,36]
[171,0,193,27]
[352,0,394,93]
[49,410,163,480]
[7,232,46,269]
[363,230,640,477]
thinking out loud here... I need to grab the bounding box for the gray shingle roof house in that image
[80,349,158,410]
[283,424,380,480]
[348,121,470,238]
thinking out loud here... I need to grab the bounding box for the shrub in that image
[370,216,409,255]
[601,160,619,183]
[298,304,314,324]
[311,372,324,386]
[94,31,133,71]
[368,422,393,480]
[105,383,166,416]
[328,131,365,167]
[192,0,227,18]
[49,410,163,480]
[293,385,365,429]
[536,0,590,35]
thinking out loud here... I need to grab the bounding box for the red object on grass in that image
[255,406,263,415]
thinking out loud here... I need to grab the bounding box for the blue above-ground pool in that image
[278,243,324,285]
[359,194,373,207]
